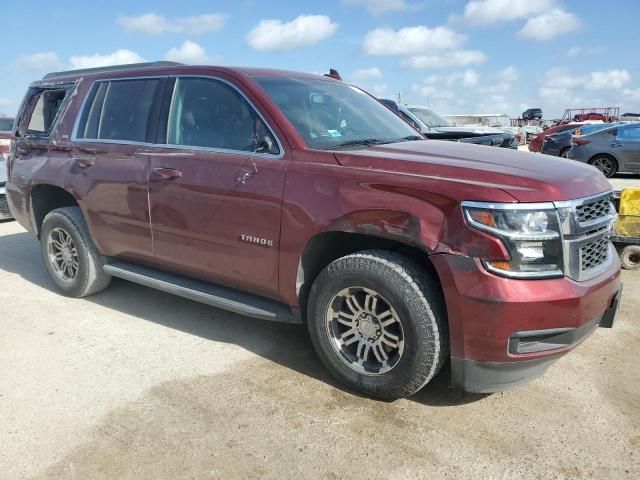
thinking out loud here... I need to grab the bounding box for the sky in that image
[1,0,639,119]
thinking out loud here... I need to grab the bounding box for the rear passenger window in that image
[617,126,640,142]
[167,77,279,155]
[26,89,67,136]
[76,78,160,142]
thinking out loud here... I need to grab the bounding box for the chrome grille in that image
[581,238,609,271]
[555,191,615,281]
[575,198,612,223]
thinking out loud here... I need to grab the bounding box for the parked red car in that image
[573,113,614,123]
[529,123,583,152]
[6,63,621,399]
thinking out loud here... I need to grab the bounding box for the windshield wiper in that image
[398,135,424,141]
[330,138,390,150]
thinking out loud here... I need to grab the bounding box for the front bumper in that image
[431,254,621,392]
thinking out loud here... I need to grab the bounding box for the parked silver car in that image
[567,123,640,177]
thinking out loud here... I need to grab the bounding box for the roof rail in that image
[42,61,184,80]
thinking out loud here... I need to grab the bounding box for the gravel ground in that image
[1,220,639,480]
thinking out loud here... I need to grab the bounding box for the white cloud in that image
[69,50,146,69]
[479,82,511,94]
[350,67,383,82]
[410,83,455,100]
[623,88,640,101]
[537,68,633,113]
[401,50,486,69]
[247,15,338,51]
[119,13,227,35]
[370,84,389,96]
[566,46,604,58]
[587,70,631,90]
[462,0,553,25]
[541,68,631,94]
[363,25,465,56]
[518,9,580,41]
[342,0,420,14]
[439,69,480,87]
[14,52,63,72]
[498,66,518,82]
[165,41,208,64]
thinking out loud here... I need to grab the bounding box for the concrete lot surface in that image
[1,220,638,479]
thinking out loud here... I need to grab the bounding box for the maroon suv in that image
[6,63,622,399]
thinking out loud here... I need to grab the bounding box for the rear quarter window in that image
[76,78,161,142]
[23,88,69,137]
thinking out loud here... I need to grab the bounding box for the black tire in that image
[620,245,640,270]
[40,207,111,297]
[589,155,618,177]
[307,250,448,400]
[559,147,570,158]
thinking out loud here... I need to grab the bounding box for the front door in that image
[147,76,286,299]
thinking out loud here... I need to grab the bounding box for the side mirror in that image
[254,135,277,155]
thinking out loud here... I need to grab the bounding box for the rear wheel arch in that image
[30,184,81,238]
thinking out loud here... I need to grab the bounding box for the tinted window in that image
[398,111,419,130]
[167,77,278,154]
[27,89,67,136]
[77,79,160,142]
[256,77,419,150]
[617,125,640,141]
[407,107,452,128]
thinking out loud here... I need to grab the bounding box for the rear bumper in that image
[431,254,621,392]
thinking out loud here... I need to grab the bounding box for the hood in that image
[430,125,507,135]
[333,140,611,202]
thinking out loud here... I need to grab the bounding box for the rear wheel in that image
[589,155,617,177]
[308,250,448,400]
[560,147,570,158]
[620,245,640,270]
[40,207,111,297]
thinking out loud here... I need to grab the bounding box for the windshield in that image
[255,77,421,150]
[0,118,14,131]
[407,107,452,128]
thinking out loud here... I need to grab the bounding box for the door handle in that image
[610,143,623,148]
[151,167,182,181]
[73,159,95,169]
[235,170,255,184]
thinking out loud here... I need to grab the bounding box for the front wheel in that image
[40,207,111,297]
[590,155,617,177]
[307,250,448,400]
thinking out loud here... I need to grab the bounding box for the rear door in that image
[146,76,286,299]
[71,77,168,261]
[613,125,640,172]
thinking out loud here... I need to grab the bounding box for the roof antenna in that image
[324,68,342,81]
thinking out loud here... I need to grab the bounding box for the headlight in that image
[462,201,563,279]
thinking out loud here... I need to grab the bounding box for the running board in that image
[103,263,300,324]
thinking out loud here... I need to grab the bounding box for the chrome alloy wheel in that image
[47,227,79,283]
[591,157,615,177]
[326,287,405,375]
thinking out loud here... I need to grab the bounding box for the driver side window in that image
[167,77,279,155]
